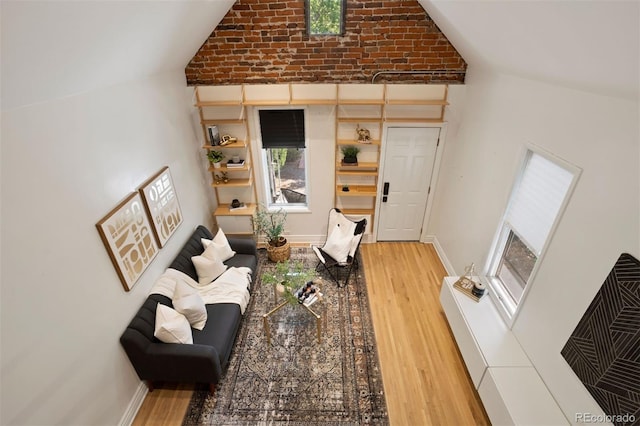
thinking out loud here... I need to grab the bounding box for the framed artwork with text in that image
[139,166,183,247]
[96,192,159,291]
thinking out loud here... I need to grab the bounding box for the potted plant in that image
[252,205,290,262]
[341,145,360,166]
[207,150,224,169]
[261,260,316,305]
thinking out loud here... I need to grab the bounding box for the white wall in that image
[0,71,213,425]
[428,67,640,421]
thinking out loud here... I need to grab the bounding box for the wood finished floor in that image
[132,242,489,425]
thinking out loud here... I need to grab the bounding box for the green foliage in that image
[252,204,287,246]
[261,260,316,305]
[341,145,360,159]
[308,0,343,35]
[207,150,224,163]
[271,148,288,171]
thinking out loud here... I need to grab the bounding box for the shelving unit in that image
[334,85,383,230]
[195,86,257,235]
[194,83,449,236]
[334,84,448,232]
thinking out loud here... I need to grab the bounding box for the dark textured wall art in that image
[561,253,640,426]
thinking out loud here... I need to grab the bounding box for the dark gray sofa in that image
[120,225,257,393]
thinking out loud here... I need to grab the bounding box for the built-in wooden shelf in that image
[385,117,444,123]
[337,117,383,123]
[211,178,252,188]
[341,208,374,215]
[196,101,243,107]
[337,170,378,177]
[208,163,251,173]
[242,100,290,106]
[202,141,247,150]
[196,86,259,236]
[201,119,245,125]
[336,185,377,196]
[290,99,337,105]
[214,203,257,217]
[337,139,381,146]
[336,162,378,170]
[338,99,385,105]
[386,99,449,106]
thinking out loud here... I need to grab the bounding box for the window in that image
[258,109,308,208]
[306,0,345,36]
[486,147,579,320]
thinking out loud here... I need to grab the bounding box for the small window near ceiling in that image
[486,147,580,320]
[258,109,308,209]
[306,0,345,36]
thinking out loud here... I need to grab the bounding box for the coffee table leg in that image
[263,314,271,345]
[263,300,288,345]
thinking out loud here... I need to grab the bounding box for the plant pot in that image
[213,162,221,169]
[341,158,358,166]
[266,237,290,262]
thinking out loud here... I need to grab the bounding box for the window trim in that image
[484,143,581,326]
[305,0,346,37]
[254,106,311,213]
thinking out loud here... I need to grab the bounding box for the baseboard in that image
[422,235,456,276]
[118,381,148,426]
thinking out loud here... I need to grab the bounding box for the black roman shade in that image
[259,109,306,149]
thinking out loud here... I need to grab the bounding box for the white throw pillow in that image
[201,228,235,262]
[172,281,207,330]
[192,245,227,285]
[154,304,193,344]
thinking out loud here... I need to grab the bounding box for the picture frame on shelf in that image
[207,125,220,146]
[96,192,159,291]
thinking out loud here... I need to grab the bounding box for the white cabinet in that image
[440,277,568,425]
[479,367,568,426]
[440,277,530,386]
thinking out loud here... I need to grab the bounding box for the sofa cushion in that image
[201,228,236,262]
[173,281,207,330]
[193,303,242,368]
[225,253,257,276]
[154,304,193,344]
[168,225,214,282]
[192,244,227,286]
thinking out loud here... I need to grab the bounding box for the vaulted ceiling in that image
[2,1,638,109]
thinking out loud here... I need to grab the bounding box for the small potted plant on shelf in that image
[261,260,316,305]
[252,204,290,262]
[341,145,360,166]
[207,150,225,169]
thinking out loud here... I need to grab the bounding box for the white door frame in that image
[373,122,448,243]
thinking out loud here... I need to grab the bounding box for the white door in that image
[377,127,440,241]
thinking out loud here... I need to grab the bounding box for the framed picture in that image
[139,166,183,247]
[96,192,159,291]
[207,125,220,146]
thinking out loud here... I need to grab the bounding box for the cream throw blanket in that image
[150,267,252,314]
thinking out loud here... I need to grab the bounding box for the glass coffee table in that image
[262,280,326,344]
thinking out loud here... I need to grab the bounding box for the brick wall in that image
[185,0,466,85]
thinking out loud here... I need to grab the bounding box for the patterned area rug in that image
[183,247,388,425]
